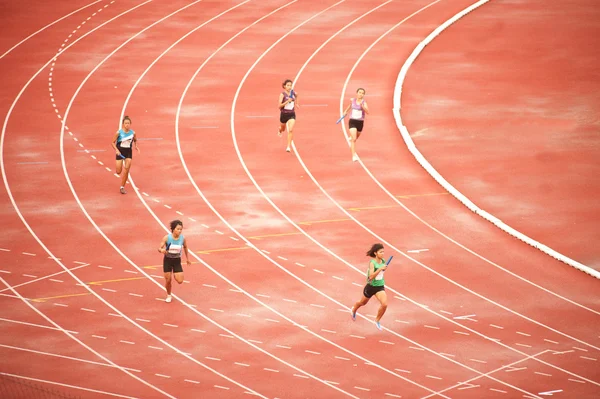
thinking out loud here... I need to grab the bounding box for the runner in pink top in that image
[342,88,369,162]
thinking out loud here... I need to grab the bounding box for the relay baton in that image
[336,114,346,124]
[386,256,393,266]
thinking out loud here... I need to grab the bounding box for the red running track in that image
[0,0,598,398]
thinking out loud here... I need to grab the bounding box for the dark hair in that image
[169,219,183,232]
[366,243,384,257]
[282,79,293,88]
[122,115,131,124]
[356,88,366,94]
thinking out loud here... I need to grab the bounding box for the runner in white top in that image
[342,88,369,162]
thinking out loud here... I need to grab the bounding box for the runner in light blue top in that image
[111,115,140,194]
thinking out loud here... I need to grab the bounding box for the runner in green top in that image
[350,243,389,331]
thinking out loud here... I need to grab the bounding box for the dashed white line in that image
[453,331,469,335]
[53,303,68,307]
[573,346,588,352]
[334,356,350,361]
[409,346,424,351]
[256,293,270,298]
[203,284,217,288]
[184,379,199,384]
[264,368,279,373]
[515,343,532,348]
[236,313,251,318]
[295,262,305,267]
[580,356,597,361]
[49,279,63,283]
[293,374,309,379]
[568,379,585,383]
[148,346,163,350]
[321,329,336,334]
[265,318,279,323]
[247,339,262,344]
[332,276,343,280]
[426,375,442,380]
[544,339,559,344]
[384,393,402,398]
[219,334,234,339]
[80,308,95,313]
[214,385,230,390]
[234,362,250,367]
[155,374,170,379]
[489,388,507,393]
[124,270,138,274]
[354,386,370,392]
[120,340,135,345]
[379,340,394,345]
[205,357,221,361]
[534,372,552,377]
[305,350,320,355]
[191,329,206,333]
[98,265,112,269]
[350,335,365,340]
[163,323,178,328]
[23,274,37,278]
[469,359,487,364]
[277,256,288,261]
[516,331,531,337]
[282,298,297,303]
[310,304,324,308]
[394,368,411,374]
[22,252,36,257]
[276,345,291,349]
[440,353,455,358]
[128,293,143,298]
[91,335,106,339]
[313,269,324,274]
[424,325,439,330]
[101,288,116,293]
[395,320,410,324]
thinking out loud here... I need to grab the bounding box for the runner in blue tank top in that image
[111,116,140,194]
[157,219,191,303]
[350,243,389,331]
[342,88,369,162]
[278,79,299,153]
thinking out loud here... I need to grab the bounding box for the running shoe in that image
[375,321,382,331]
[352,154,359,162]
[286,147,291,152]
[165,295,172,303]
[351,309,356,321]
[119,187,126,194]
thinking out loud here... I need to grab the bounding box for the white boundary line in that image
[0,0,103,60]
[391,1,600,280]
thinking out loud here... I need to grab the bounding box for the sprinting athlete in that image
[350,243,388,331]
[278,79,299,152]
[342,88,369,162]
[157,219,191,303]
[111,115,140,194]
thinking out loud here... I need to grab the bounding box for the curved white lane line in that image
[57,1,360,397]
[0,0,103,60]
[224,0,599,391]
[392,2,600,281]
[55,1,270,397]
[0,3,173,397]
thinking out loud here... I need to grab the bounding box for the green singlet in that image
[366,258,385,287]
